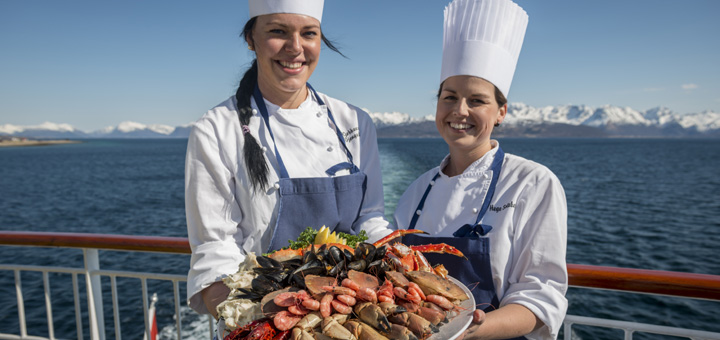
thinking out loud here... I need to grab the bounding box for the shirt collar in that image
[439,140,501,178]
[263,88,323,116]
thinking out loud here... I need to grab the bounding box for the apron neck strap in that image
[408,147,505,237]
[253,83,357,179]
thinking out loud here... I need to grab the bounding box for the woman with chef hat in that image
[394,0,568,339]
[184,0,393,324]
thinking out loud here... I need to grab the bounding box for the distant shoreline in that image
[0,139,82,147]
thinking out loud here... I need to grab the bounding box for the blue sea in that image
[1,138,719,339]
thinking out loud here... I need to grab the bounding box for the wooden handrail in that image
[2,231,719,300]
[567,263,720,301]
[0,231,191,254]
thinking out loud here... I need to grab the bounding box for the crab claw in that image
[373,229,428,248]
[409,244,466,259]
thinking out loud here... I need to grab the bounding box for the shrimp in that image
[322,286,357,297]
[341,278,361,291]
[426,294,455,310]
[273,310,301,331]
[394,287,421,304]
[336,294,357,306]
[331,299,353,314]
[356,287,378,303]
[301,298,320,311]
[320,293,334,318]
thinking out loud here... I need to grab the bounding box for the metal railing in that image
[1,231,720,340]
[0,232,212,340]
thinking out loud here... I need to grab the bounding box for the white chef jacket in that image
[185,91,393,314]
[393,141,568,340]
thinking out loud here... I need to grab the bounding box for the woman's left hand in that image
[457,304,540,340]
[458,309,486,340]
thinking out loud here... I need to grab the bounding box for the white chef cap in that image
[248,0,324,23]
[441,0,528,97]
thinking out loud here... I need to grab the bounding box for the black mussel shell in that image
[281,258,302,270]
[252,275,282,295]
[328,259,346,277]
[263,269,290,283]
[343,249,355,263]
[256,255,282,269]
[348,259,368,272]
[367,259,390,278]
[292,259,326,277]
[328,246,344,265]
[354,242,377,262]
[374,245,387,261]
[252,266,283,275]
[302,249,319,264]
[235,287,263,301]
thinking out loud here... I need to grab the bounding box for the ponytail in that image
[236,59,269,193]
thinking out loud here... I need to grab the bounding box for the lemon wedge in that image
[328,231,338,244]
[314,225,329,244]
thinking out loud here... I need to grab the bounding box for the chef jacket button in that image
[430,180,435,186]
[261,146,267,152]
[316,112,322,117]
[416,210,422,216]
[252,109,258,115]
[327,146,334,152]
[273,182,280,190]
[472,208,479,214]
[483,173,489,179]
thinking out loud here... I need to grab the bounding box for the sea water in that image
[1,138,719,339]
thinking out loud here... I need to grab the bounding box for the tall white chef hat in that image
[249,0,324,23]
[441,0,528,97]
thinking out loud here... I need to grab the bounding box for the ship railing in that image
[1,231,720,340]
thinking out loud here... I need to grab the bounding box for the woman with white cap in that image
[394,0,568,339]
[184,0,393,324]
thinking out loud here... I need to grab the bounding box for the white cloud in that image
[682,83,699,90]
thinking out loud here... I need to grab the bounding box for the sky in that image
[1,0,719,132]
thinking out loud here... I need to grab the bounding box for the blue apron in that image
[402,147,526,340]
[253,84,366,253]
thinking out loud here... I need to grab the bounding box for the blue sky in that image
[1,0,719,131]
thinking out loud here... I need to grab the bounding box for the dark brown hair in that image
[437,79,508,107]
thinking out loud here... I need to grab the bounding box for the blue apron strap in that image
[307,83,358,171]
[408,172,441,230]
[253,84,290,179]
[325,162,359,176]
[454,147,505,237]
[408,147,505,237]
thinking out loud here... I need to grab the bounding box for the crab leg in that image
[373,229,428,248]
[409,244,466,258]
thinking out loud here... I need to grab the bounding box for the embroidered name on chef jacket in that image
[343,127,360,143]
[489,201,516,213]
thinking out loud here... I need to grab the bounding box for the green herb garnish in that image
[283,226,369,250]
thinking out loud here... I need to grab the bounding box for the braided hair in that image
[236,17,345,192]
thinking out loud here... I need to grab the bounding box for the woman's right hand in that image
[201,281,231,319]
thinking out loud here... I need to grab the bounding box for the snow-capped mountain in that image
[502,103,720,133]
[366,110,433,128]
[94,121,179,138]
[2,104,719,139]
[0,121,192,139]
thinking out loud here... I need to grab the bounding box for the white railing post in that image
[14,270,27,338]
[84,248,106,340]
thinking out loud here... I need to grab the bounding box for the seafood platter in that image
[218,227,474,340]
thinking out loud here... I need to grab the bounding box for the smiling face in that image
[247,13,322,108]
[436,75,507,158]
